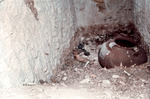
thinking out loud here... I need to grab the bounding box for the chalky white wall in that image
[0,0,77,87]
[74,0,133,27]
[133,0,150,52]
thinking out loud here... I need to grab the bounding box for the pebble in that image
[86,38,90,41]
[81,37,85,41]
[141,79,147,83]
[119,81,125,85]
[95,36,99,39]
[62,76,68,81]
[61,71,65,74]
[74,68,78,72]
[112,74,120,79]
[63,72,67,76]
[38,88,44,92]
[102,80,110,84]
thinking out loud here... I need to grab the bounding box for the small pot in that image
[98,36,148,69]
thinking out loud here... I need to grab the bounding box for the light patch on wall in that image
[23,0,39,21]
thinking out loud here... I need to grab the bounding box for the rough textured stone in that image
[133,0,150,53]
[0,0,76,87]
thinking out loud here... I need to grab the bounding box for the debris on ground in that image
[52,34,150,99]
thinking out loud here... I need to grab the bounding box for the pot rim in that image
[113,36,137,49]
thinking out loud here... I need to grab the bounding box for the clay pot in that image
[98,36,148,69]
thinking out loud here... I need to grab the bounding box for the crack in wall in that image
[24,0,39,21]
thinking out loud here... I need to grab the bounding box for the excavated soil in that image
[50,24,150,99]
[50,34,150,99]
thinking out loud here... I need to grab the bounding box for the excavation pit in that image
[51,24,150,99]
[0,0,150,99]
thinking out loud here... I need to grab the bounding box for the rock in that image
[61,71,65,74]
[86,38,90,41]
[112,74,120,79]
[62,76,68,81]
[95,36,99,39]
[63,73,67,76]
[38,88,44,92]
[119,81,125,85]
[74,68,78,72]
[78,43,84,49]
[39,79,45,84]
[102,80,110,85]
[81,37,85,41]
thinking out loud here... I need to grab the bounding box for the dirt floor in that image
[49,34,150,99]
[0,33,150,99]
[0,24,150,99]
[0,57,150,99]
[0,65,149,99]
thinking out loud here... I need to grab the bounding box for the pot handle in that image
[106,40,117,51]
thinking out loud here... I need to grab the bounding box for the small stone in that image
[38,88,44,92]
[95,36,99,39]
[61,71,65,74]
[86,38,90,41]
[83,50,90,56]
[119,81,125,85]
[52,83,56,86]
[141,79,146,82]
[61,71,67,76]
[98,83,101,86]
[62,76,68,81]
[78,43,84,49]
[63,72,67,76]
[140,94,144,98]
[141,84,144,87]
[74,68,78,72]
[60,82,67,86]
[102,80,110,84]
[81,37,85,41]
[39,79,45,84]
[112,74,120,79]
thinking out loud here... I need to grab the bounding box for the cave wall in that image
[74,0,133,27]
[133,0,150,53]
[0,0,77,87]
[0,0,133,87]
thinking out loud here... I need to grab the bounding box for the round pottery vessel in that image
[98,36,148,69]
